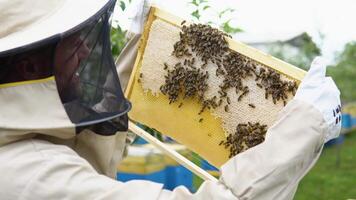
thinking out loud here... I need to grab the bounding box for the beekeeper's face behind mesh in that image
[54,32,90,103]
[0,0,131,134]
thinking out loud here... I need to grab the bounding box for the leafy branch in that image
[188,0,243,35]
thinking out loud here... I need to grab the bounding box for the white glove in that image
[294,57,341,142]
[116,0,151,90]
[127,0,151,34]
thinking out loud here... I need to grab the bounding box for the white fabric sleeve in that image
[0,138,234,200]
[0,138,165,200]
[0,99,326,200]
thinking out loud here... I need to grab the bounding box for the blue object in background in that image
[341,114,351,129]
[118,170,166,185]
[118,165,194,191]
[165,165,193,191]
[201,159,218,171]
[325,134,345,147]
[133,137,148,145]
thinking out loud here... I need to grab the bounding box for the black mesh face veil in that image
[0,0,130,135]
[53,1,131,134]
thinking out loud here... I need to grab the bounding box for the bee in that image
[139,73,143,78]
[248,103,255,108]
[238,94,244,101]
[227,96,231,104]
[179,32,184,39]
[255,75,260,81]
[256,83,263,88]
[218,99,223,106]
[243,86,249,92]
[198,107,204,115]
[199,118,203,123]
[219,140,224,146]
[164,62,168,70]
[215,69,219,76]
[224,105,229,112]
[181,20,186,25]
[178,103,183,108]
[292,90,296,96]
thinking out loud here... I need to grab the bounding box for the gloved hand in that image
[294,57,341,142]
[127,0,151,34]
[116,0,151,90]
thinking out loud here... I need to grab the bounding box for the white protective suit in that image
[0,0,341,199]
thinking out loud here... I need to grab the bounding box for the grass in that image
[294,130,356,200]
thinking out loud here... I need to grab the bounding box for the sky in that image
[113,0,356,63]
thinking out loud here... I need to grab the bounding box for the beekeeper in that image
[0,0,341,199]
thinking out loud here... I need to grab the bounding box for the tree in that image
[327,41,356,103]
[268,33,321,70]
[110,0,131,59]
[188,0,243,35]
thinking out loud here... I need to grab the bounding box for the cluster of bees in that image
[157,22,298,156]
[219,122,267,158]
[160,62,209,104]
[257,68,298,106]
[172,22,229,64]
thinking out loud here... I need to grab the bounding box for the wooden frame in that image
[124,7,306,181]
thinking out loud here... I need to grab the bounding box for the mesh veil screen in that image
[0,0,130,135]
[54,3,131,134]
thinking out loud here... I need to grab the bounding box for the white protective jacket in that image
[0,68,332,200]
[0,93,327,200]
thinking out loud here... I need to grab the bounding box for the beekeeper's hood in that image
[0,0,131,144]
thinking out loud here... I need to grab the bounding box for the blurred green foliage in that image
[110,0,131,59]
[327,41,356,103]
[217,8,243,34]
[188,0,243,35]
[270,37,356,102]
[295,130,356,200]
[269,33,321,69]
[111,0,244,59]
[189,0,208,20]
[220,19,243,35]
[111,24,127,59]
